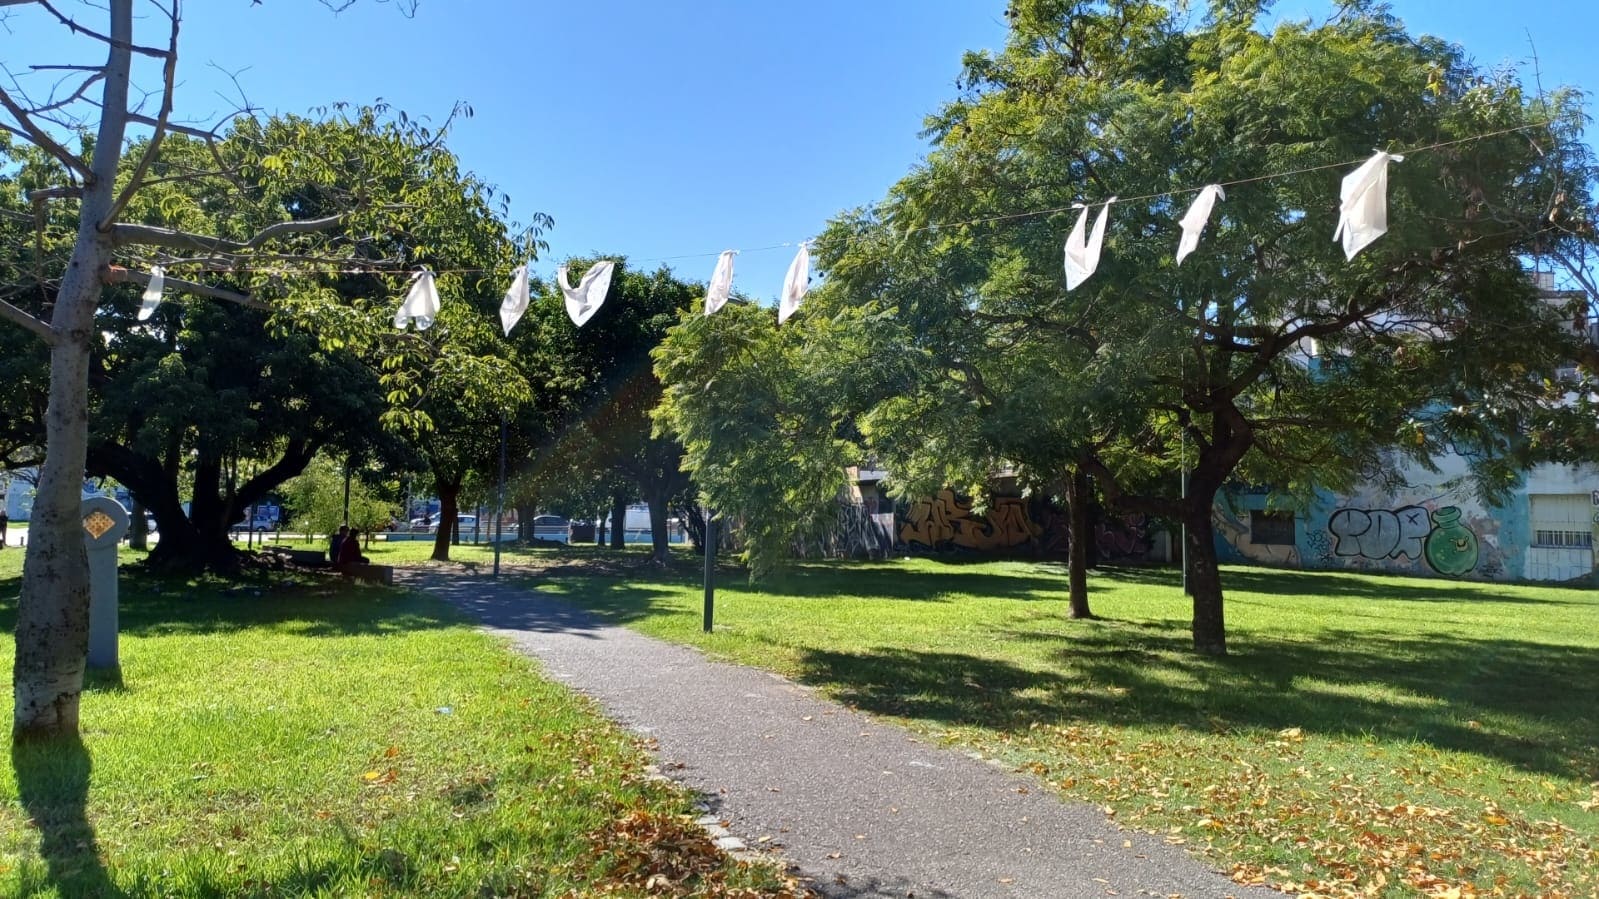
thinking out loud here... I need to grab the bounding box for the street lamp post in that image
[494,413,507,579]
[702,508,716,632]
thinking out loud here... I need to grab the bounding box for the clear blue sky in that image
[12,1,1598,302]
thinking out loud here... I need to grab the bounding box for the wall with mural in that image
[1214,454,1599,583]
[890,487,1166,562]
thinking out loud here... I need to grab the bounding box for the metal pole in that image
[494,413,506,578]
[702,509,716,633]
[342,456,352,526]
[1181,352,1189,596]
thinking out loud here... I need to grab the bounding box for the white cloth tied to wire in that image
[394,270,441,331]
[704,250,736,316]
[558,260,615,328]
[1176,184,1225,265]
[138,265,165,321]
[1335,150,1404,260]
[499,264,530,336]
[1063,197,1116,290]
[778,243,810,325]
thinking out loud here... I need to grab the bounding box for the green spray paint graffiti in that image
[1327,504,1479,577]
[1423,506,1478,576]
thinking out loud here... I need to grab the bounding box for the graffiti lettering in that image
[899,489,1041,551]
[1095,513,1152,561]
[1327,504,1480,577]
[1328,506,1430,562]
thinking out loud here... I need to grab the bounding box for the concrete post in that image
[81,496,130,670]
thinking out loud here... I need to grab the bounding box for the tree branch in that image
[110,212,354,253]
[103,265,269,311]
[0,297,56,343]
[0,83,92,179]
[101,0,180,229]
[32,0,171,57]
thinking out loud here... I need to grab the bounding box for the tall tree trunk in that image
[1184,502,1226,656]
[15,0,134,740]
[127,497,148,551]
[1065,467,1093,619]
[646,489,671,565]
[431,480,461,562]
[513,498,536,544]
[610,491,627,550]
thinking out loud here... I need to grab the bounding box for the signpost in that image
[81,495,130,670]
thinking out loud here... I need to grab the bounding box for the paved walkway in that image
[402,567,1244,899]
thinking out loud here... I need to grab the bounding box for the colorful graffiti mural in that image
[1213,507,1301,566]
[899,489,1041,551]
[1327,504,1480,576]
[1095,512,1155,561]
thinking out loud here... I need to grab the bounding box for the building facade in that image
[1215,453,1598,583]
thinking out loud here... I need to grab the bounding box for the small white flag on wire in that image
[1063,197,1116,290]
[778,243,810,324]
[1176,184,1225,265]
[138,265,165,321]
[557,260,615,328]
[394,270,441,331]
[704,250,736,316]
[499,264,530,336]
[1335,150,1404,260]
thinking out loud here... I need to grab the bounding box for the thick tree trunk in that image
[127,498,148,551]
[514,500,536,544]
[1065,467,1093,619]
[610,491,627,550]
[431,481,461,562]
[645,490,671,565]
[14,1,133,741]
[1184,503,1226,656]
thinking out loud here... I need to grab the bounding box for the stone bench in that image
[336,563,395,586]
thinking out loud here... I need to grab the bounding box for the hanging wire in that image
[113,120,1556,280]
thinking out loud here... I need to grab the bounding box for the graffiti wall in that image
[1214,452,1523,581]
[892,488,1167,561]
[898,489,1042,552]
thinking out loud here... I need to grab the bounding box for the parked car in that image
[531,514,569,543]
[233,510,279,532]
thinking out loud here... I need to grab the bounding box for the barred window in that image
[1533,529,1593,549]
[1250,510,1296,546]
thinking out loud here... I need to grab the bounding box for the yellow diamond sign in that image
[83,510,116,540]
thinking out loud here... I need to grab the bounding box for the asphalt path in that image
[402,567,1246,899]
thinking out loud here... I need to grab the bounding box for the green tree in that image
[654,300,890,576]
[0,0,492,739]
[817,0,1591,654]
[558,261,700,564]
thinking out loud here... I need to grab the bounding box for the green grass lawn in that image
[484,550,1598,899]
[0,546,802,898]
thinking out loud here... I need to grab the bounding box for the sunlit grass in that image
[0,548,797,898]
[531,555,1599,898]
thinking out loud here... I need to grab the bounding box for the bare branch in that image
[110,212,355,253]
[0,297,55,343]
[26,185,81,203]
[101,0,180,229]
[29,69,104,114]
[32,0,170,58]
[0,82,91,178]
[103,265,268,311]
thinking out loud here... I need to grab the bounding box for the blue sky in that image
[11,1,1598,302]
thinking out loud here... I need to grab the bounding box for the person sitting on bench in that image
[336,528,370,567]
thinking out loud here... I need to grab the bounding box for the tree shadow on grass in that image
[717,562,1069,603]
[1095,564,1595,605]
[11,736,128,899]
[0,574,460,641]
[797,619,1599,782]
